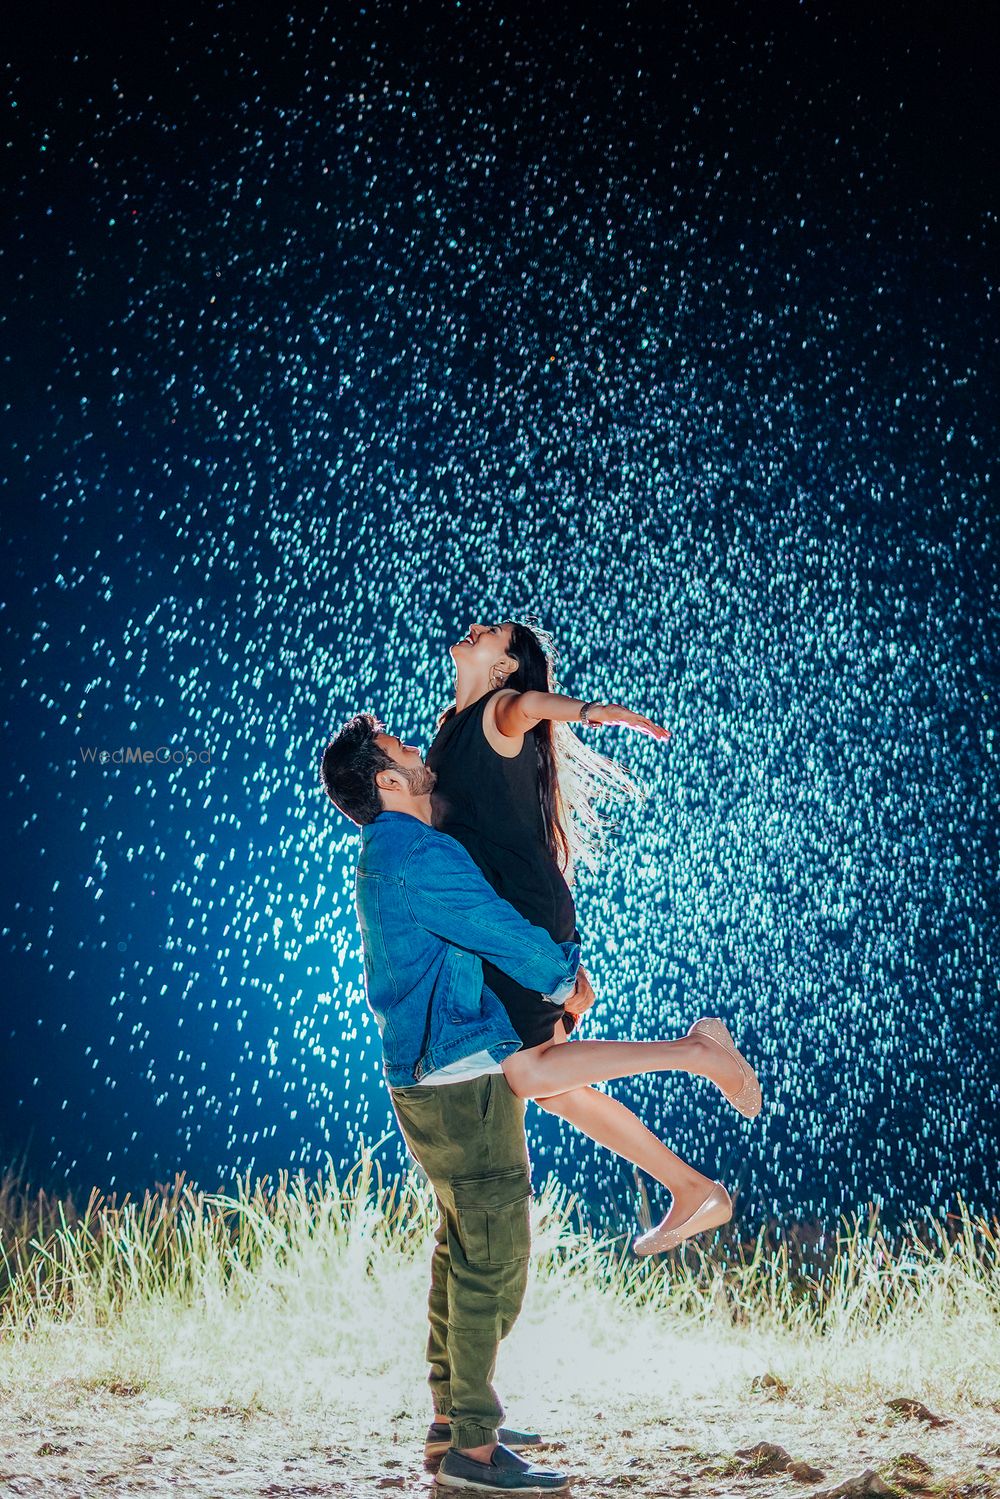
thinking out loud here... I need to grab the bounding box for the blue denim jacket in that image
[355,810,581,1086]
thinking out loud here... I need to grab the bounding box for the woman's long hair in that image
[438,615,648,881]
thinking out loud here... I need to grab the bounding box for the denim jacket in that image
[354,809,581,1086]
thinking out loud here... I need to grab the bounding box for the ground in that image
[2,1169,997,1497]
[1,1299,997,1497]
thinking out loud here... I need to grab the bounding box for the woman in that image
[425,616,761,1254]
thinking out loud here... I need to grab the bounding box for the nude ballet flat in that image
[632,1181,733,1256]
[688,1015,762,1119]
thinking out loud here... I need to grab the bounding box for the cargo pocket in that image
[450,1166,532,1265]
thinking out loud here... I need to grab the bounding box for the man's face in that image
[375,732,437,796]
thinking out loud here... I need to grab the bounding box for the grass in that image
[1,1145,998,1496]
[3,1145,998,1347]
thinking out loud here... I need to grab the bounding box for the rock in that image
[889,1453,934,1489]
[813,1469,899,1498]
[891,1454,932,1475]
[751,1372,791,1396]
[885,1398,949,1428]
[788,1460,827,1482]
[736,1441,794,1475]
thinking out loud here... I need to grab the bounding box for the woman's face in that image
[450,620,515,667]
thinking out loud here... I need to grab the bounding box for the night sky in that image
[2,1,997,1236]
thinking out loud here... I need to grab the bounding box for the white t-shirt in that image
[415,1047,503,1086]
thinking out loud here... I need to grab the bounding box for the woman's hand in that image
[563,964,596,1016]
[589,703,671,740]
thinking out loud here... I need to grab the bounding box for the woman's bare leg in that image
[532,1028,720,1228]
[501,1026,743,1102]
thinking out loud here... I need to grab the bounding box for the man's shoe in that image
[436,1441,569,1492]
[425,1422,542,1460]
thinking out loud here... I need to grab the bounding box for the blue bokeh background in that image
[2,3,997,1235]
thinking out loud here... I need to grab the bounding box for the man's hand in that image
[563,963,595,1017]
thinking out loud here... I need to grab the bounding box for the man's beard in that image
[401,764,437,796]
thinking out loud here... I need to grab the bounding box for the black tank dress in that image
[426,686,580,1049]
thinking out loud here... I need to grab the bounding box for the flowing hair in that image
[437,614,648,881]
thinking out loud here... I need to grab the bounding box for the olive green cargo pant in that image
[388,1071,533,1452]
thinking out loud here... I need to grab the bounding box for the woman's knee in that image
[501,1056,538,1099]
[533,1093,562,1114]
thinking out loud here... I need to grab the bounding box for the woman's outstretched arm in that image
[494,688,671,741]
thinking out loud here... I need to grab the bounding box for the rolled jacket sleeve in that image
[542,944,581,1005]
[402,832,581,1000]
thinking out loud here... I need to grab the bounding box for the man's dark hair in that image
[320,712,396,825]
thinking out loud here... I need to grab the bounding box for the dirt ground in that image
[1,1379,998,1498]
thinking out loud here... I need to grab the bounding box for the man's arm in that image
[402,832,580,1003]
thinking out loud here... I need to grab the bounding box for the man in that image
[321,712,583,1494]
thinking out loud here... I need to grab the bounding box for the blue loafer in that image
[436,1441,569,1492]
[425,1421,543,1460]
